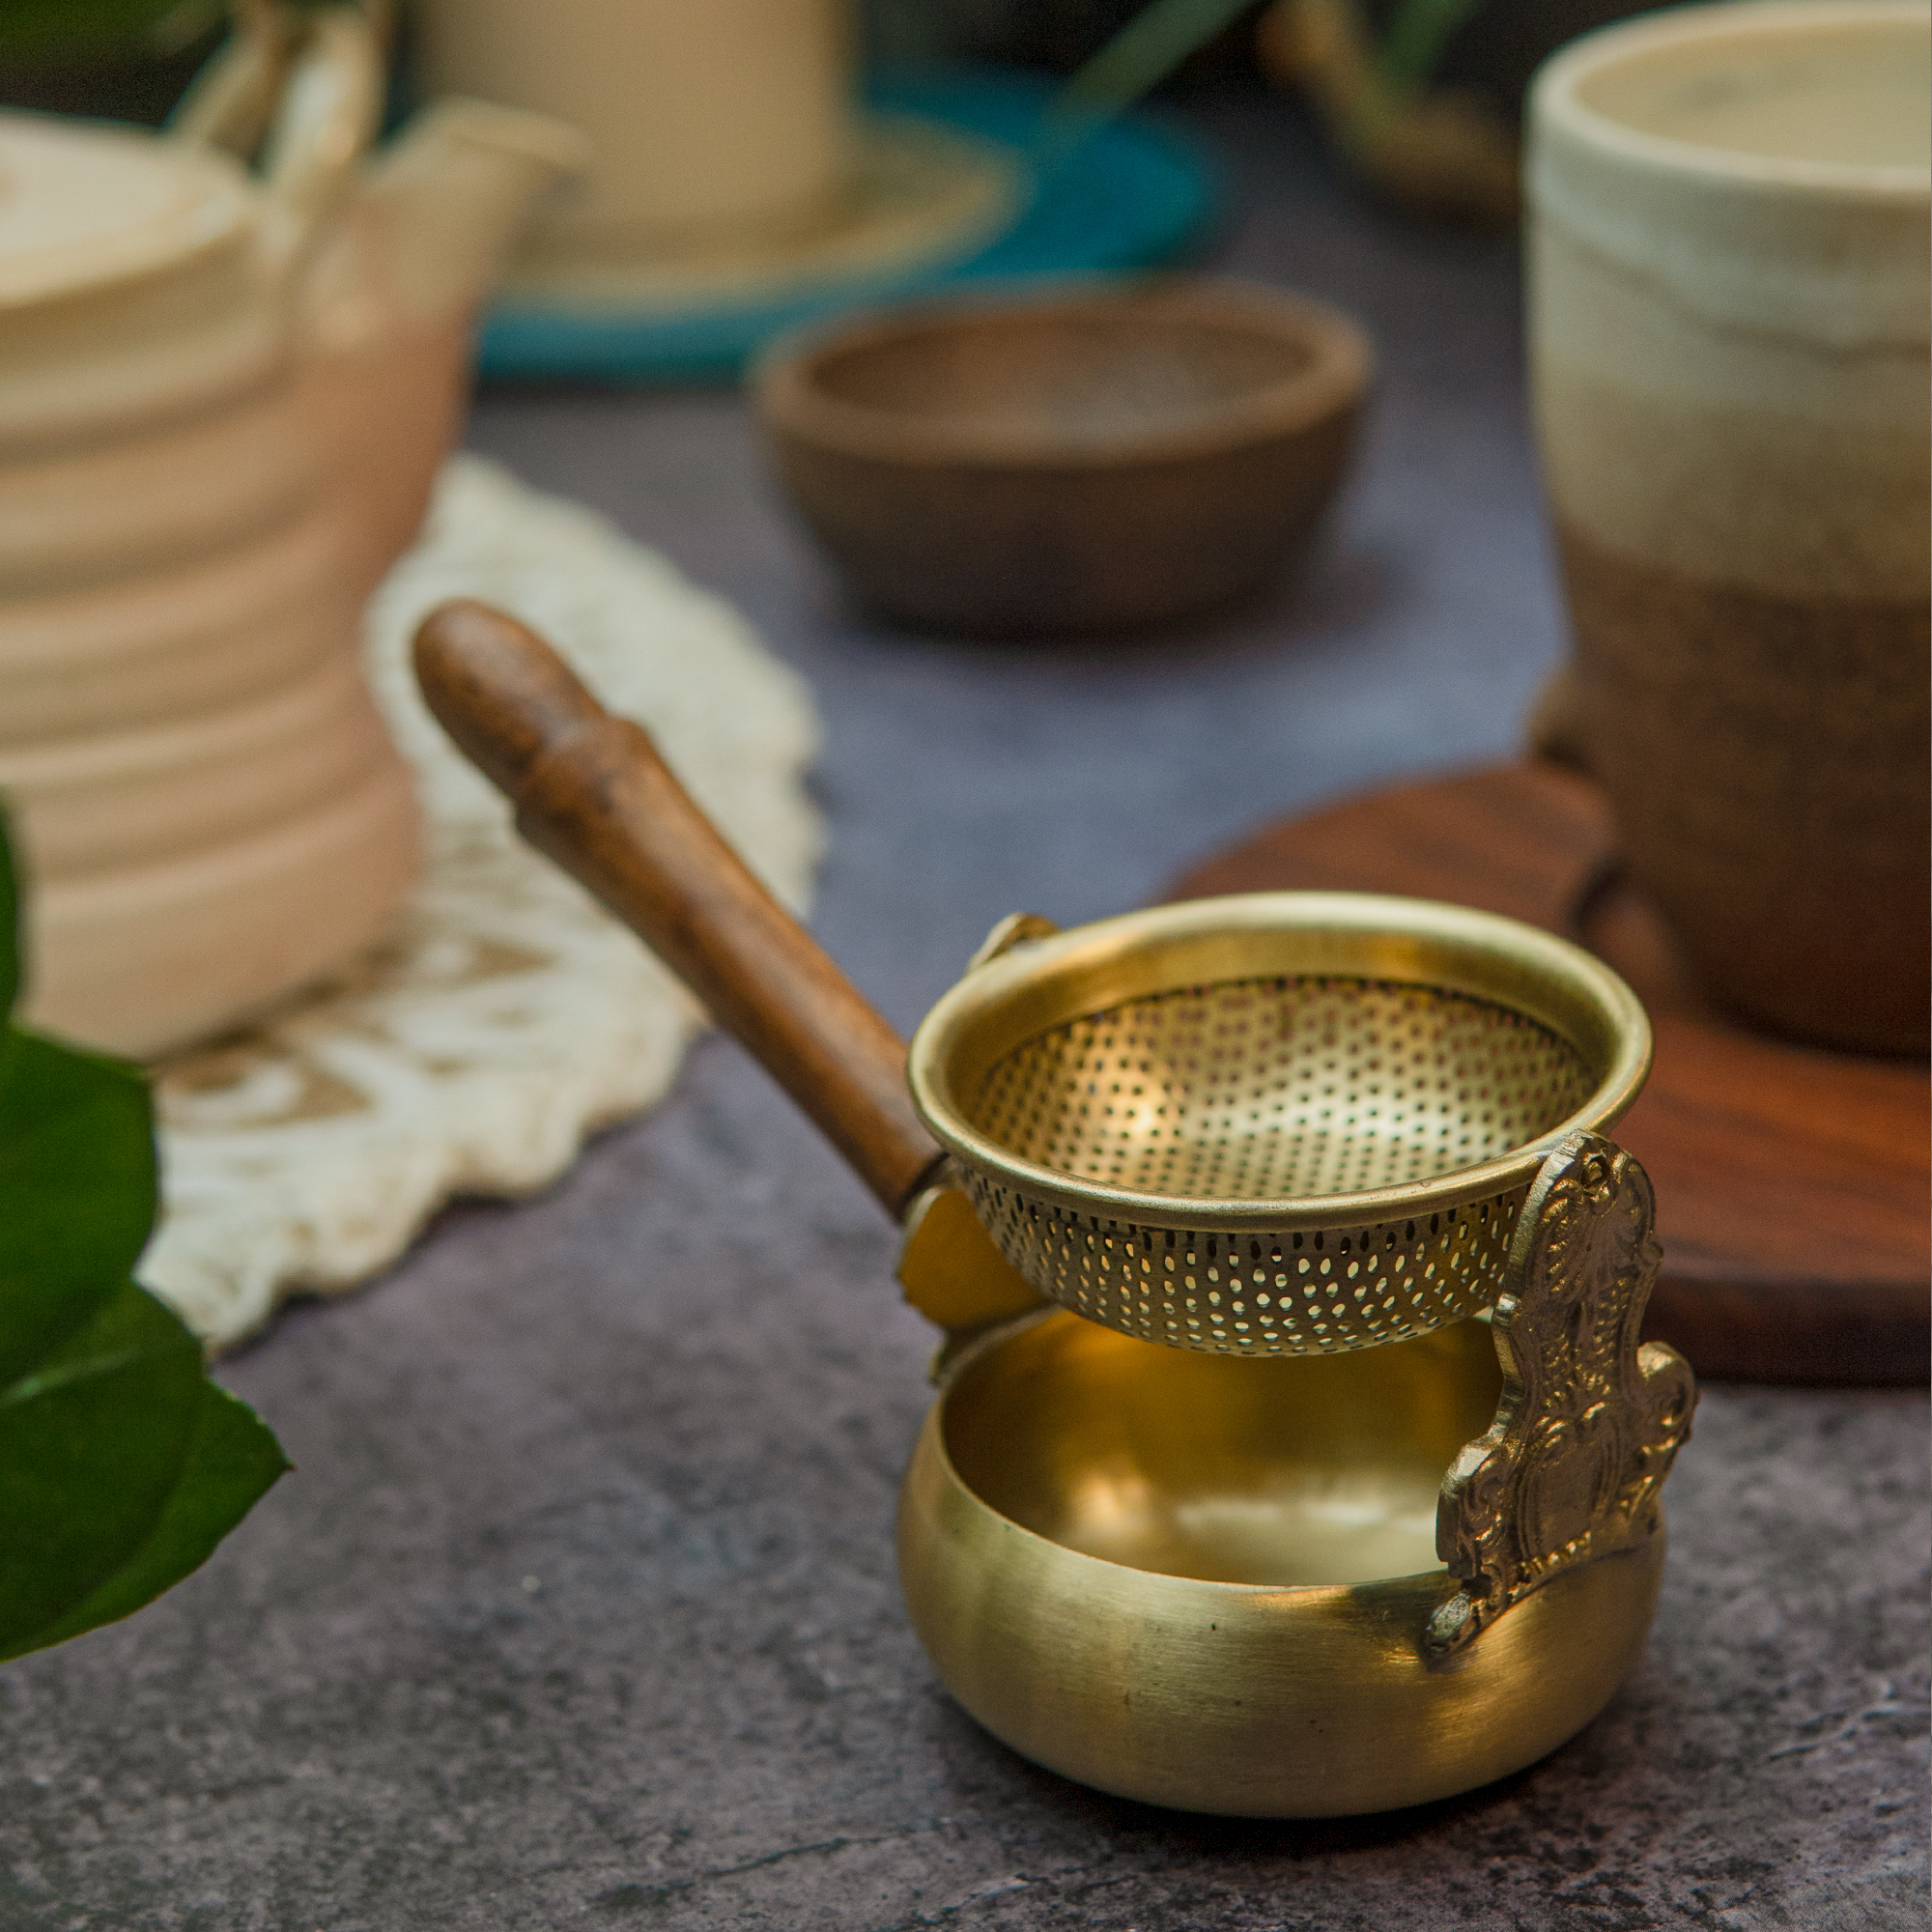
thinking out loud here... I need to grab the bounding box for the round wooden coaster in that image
[1166,760,1929,1386]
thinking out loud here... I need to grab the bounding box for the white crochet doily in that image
[143,456,823,1350]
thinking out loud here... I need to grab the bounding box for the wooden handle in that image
[412,599,945,1217]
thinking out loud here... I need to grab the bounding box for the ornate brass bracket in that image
[1426,1131,1696,1656]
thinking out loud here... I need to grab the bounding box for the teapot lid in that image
[0,112,254,311]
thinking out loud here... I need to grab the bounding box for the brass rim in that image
[907,892,1651,1235]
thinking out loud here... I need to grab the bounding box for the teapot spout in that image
[292,99,584,600]
[331,98,589,331]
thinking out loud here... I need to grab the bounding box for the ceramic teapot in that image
[0,4,585,1056]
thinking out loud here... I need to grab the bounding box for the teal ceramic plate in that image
[476,67,1223,387]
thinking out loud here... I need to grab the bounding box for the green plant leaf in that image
[0,1278,289,1662]
[0,1027,158,1389]
[0,810,17,1021]
[0,816,157,1385]
[0,803,287,1664]
[0,1278,201,1643]
[0,1,211,65]
[1374,0,1492,93]
[5,1377,290,1660]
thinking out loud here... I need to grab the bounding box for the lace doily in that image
[143,456,823,1350]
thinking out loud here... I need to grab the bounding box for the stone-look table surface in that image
[3,98,1924,1932]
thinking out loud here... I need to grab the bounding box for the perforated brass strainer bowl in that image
[907,893,1651,1355]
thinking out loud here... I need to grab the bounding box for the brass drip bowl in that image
[902,1312,1668,1816]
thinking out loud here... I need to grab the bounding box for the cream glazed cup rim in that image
[1533,0,1931,205]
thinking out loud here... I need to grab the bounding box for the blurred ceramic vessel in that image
[754,280,1373,636]
[0,9,583,1056]
[1528,0,1931,1055]
[412,0,854,272]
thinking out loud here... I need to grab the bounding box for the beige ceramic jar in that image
[1528,0,1930,1055]
[0,11,582,1056]
[414,0,854,271]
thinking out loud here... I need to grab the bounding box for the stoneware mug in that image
[1528,0,1930,1056]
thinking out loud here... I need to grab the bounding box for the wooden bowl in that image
[753,280,1373,636]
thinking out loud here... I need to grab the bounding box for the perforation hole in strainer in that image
[969,976,1594,1201]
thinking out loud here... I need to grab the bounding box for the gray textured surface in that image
[3,99,1925,1932]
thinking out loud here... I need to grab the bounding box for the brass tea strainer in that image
[413,600,1694,1819]
[905,891,1649,1355]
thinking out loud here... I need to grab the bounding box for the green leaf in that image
[0,1279,287,1662]
[5,1378,290,1660]
[0,1279,200,1644]
[0,1,208,65]
[0,802,286,1663]
[0,811,17,1022]
[1374,0,1492,93]
[0,1027,158,1389]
